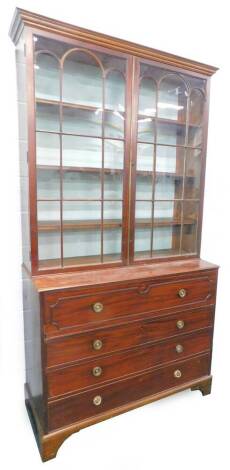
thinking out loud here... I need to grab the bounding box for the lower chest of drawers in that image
[39,267,217,433]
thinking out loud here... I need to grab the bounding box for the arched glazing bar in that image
[133,64,206,261]
[35,51,62,268]
[34,36,127,269]
[134,76,157,258]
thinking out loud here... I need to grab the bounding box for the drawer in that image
[47,329,212,398]
[48,353,210,431]
[46,307,214,367]
[44,274,216,332]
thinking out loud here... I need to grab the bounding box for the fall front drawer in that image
[44,273,216,332]
[47,329,212,398]
[48,353,210,431]
[46,306,214,367]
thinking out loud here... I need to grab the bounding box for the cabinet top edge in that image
[9,8,218,77]
[31,259,219,292]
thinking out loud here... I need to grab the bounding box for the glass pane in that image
[63,229,101,266]
[62,135,102,168]
[134,227,151,258]
[138,78,156,117]
[188,126,202,148]
[104,110,124,139]
[157,122,186,146]
[37,201,61,268]
[38,232,61,269]
[63,50,102,107]
[182,201,199,253]
[136,143,154,172]
[36,132,60,166]
[155,174,182,200]
[37,169,60,200]
[138,117,155,143]
[158,74,187,122]
[154,200,182,225]
[156,145,184,174]
[62,107,102,136]
[103,201,122,223]
[104,172,123,199]
[136,174,153,200]
[35,53,60,101]
[189,89,204,126]
[103,228,122,261]
[152,226,180,256]
[36,102,60,132]
[135,201,152,222]
[105,71,125,112]
[37,201,60,226]
[104,140,124,169]
[184,149,202,199]
[63,201,101,227]
[63,171,101,199]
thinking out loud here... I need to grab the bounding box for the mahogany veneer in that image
[10,8,218,462]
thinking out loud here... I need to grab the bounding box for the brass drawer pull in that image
[174,369,182,379]
[175,344,184,354]
[93,339,103,351]
[178,288,187,298]
[92,302,104,313]
[92,366,102,377]
[93,395,102,406]
[176,320,185,329]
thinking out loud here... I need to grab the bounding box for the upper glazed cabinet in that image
[11,11,216,274]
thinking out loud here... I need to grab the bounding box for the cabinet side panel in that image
[22,266,45,427]
[16,31,31,272]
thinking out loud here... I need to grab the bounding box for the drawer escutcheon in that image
[93,395,102,406]
[92,302,104,313]
[174,369,182,378]
[93,339,103,350]
[92,366,102,377]
[178,288,187,298]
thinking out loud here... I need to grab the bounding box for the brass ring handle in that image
[175,344,184,354]
[93,395,102,406]
[176,320,185,330]
[93,339,103,351]
[92,366,102,377]
[178,288,187,298]
[174,369,182,378]
[92,302,104,313]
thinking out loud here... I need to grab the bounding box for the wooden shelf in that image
[134,248,195,259]
[36,99,199,128]
[37,165,195,179]
[38,253,121,269]
[36,97,125,115]
[37,165,123,175]
[138,114,200,128]
[38,218,195,232]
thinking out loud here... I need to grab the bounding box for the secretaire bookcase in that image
[10,8,219,461]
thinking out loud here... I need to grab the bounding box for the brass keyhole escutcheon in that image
[175,344,184,354]
[178,288,187,298]
[174,369,182,379]
[176,320,185,330]
[92,366,102,377]
[92,302,104,313]
[93,395,102,406]
[93,339,103,351]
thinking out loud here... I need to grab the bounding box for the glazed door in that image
[33,34,130,271]
[131,60,207,262]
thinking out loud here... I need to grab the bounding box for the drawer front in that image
[47,330,212,398]
[44,274,216,332]
[46,307,214,367]
[48,354,210,431]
